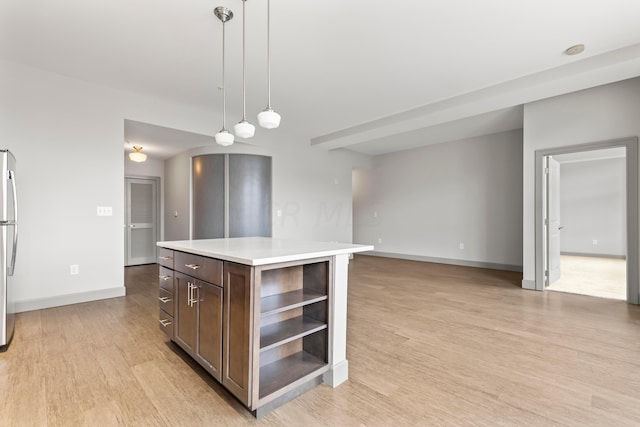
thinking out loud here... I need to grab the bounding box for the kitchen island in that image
[156,237,373,416]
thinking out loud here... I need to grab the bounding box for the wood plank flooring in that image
[2,255,640,426]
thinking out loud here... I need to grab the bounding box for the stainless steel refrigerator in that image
[0,150,17,351]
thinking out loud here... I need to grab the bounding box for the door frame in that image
[124,175,161,266]
[544,156,561,286]
[534,137,639,304]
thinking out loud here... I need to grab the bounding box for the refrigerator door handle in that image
[8,170,17,276]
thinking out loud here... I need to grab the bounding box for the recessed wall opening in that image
[543,147,626,300]
[535,137,639,305]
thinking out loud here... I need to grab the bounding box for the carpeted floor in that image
[547,255,626,300]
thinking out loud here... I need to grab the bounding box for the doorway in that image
[534,137,639,304]
[124,176,160,266]
[544,148,627,300]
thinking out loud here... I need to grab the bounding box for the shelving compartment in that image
[257,261,330,400]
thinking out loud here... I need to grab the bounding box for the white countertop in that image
[157,237,374,266]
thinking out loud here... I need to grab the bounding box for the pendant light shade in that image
[214,129,234,146]
[214,7,234,146]
[257,108,281,129]
[258,0,280,129]
[234,0,255,139]
[234,120,255,138]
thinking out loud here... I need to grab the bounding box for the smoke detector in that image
[565,44,585,56]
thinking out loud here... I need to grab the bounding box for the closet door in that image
[193,154,225,239]
[229,154,272,238]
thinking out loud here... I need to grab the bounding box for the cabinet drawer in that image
[159,287,174,316]
[158,248,174,269]
[158,266,174,292]
[175,251,222,285]
[159,309,174,340]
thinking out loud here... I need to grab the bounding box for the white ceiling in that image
[3,0,640,158]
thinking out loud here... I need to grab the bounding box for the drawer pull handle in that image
[159,296,172,303]
[159,275,171,281]
[159,319,172,327]
[159,256,172,260]
[185,263,201,270]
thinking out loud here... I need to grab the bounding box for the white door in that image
[125,177,158,266]
[546,157,561,285]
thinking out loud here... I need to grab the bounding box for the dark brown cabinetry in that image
[157,249,175,339]
[172,253,223,381]
[223,262,253,406]
[252,260,330,410]
[157,249,331,414]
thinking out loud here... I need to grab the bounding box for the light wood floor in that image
[547,255,626,300]
[2,255,640,426]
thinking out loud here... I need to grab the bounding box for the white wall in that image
[125,156,164,177]
[164,137,371,243]
[522,77,640,287]
[560,157,626,257]
[0,58,371,311]
[353,130,523,270]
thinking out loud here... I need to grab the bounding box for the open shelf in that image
[260,316,327,351]
[260,290,327,316]
[258,351,327,398]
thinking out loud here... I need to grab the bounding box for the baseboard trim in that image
[15,286,127,313]
[324,359,349,388]
[561,251,626,260]
[362,251,523,272]
[521,279,536,290]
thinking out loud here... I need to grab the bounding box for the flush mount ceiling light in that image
[214,6,234,146]
[565,44,585,56]
[234,0,256,139]
[257,0,281,129]
[129,146,147,162]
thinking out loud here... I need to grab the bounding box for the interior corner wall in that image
[560,157,626,257]
[522,77,640,285]
[0,58,223,311]
[352,129,523,270]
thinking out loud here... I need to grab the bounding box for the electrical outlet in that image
[70,264,80,275]
[593,239,598,245]
[377,238,382,244]
[459,243,465,250]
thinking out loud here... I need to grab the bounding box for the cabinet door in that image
[174,272,197,354]
[223,262,253,406]
[195,281,223,381]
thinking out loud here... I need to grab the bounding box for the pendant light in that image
[214,7,234,146]
[234,0,255,139]
[257,0,281,129]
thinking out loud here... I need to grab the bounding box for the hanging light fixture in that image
[214,6,234,146]
[129,146,147,162]
[234,0,255,139]
[257,0,281,129]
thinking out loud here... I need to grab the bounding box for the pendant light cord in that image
[242,0,247,121]
[266,0,271,109]
[222,18,227,130]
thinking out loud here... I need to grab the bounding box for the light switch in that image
[97,206,113,216]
